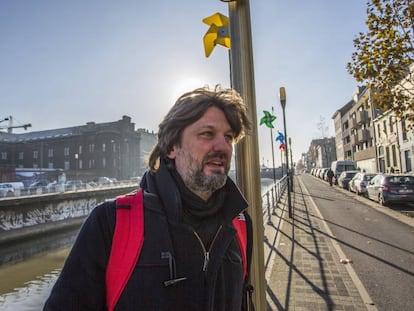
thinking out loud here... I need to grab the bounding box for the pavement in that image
[264,176,379,311]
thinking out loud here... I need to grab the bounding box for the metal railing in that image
[261,176,288,224]
[0,180,140,198]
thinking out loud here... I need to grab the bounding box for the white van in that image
[7,182,24,190]
[0,182,24,196]
[331,160,357,184]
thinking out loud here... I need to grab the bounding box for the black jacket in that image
[44,162,252,311]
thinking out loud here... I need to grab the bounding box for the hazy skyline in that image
[1,0,368,165]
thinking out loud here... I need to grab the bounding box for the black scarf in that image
[170,168,226,248]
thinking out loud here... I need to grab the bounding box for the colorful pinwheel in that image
[275,131,285,145]
[259,110,277,128]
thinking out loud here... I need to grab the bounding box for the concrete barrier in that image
[0,186,138,244]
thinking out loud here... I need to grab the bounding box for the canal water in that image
[0,229,77,311]
[0,179,276,310]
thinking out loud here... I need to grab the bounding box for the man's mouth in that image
[203,153,228,172]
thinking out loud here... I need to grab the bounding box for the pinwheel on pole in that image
[275,130,286,176]
[275,130,286,151]
[259,109,277,184]
[202,12,231,57]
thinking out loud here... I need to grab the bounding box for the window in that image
[48,162,54,169]
[1,152,7,160]
[377,124,381,138]
[33,150,39,159]
[385,146,390,167]
[383,121,387,135]
[64,147,70,156]
[89,144,95,153]
[102,157,106,168]
[79,145,83,154]
[79,159,83,169]
[102,143,106,152]
[402,118,408,141]
[48,148,54,157]
[89,159,95,169]
[18,152,24,160]
[33,163,38,168]
[405,150,412,172]
[391,145,397,166]
[64,161,70,169]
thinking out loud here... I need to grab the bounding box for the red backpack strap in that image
[106,189,144,311]
[232,212,248,279]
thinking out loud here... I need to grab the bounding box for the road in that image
[299,174,414,311]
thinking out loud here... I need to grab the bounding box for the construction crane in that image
[0,116,32,133]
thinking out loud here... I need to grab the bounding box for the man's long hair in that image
[148,86,251,171]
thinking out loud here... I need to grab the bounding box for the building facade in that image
[0,116,157,183]
[305,137,336,169]
[330,69,414,174]
[348,87,380,173]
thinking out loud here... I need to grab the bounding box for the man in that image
[327,168,334,186]
[44,86,253,310]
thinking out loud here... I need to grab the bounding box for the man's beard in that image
[179,151,229,194]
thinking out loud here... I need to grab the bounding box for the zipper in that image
[193,225,223,272]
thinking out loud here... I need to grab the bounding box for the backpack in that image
[105,189,250,311]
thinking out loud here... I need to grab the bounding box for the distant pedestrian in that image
[327,168,334,186]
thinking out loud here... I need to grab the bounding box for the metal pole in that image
[270,127,276,184]
[270,106,276,184]
[289,137,294,190]
[227,0,266,309]
[280,88,292,218]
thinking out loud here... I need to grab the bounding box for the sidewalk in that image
[264,176,377,311]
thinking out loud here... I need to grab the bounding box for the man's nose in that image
[213,135,232,153]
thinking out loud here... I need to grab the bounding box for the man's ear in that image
[167,146,176,159]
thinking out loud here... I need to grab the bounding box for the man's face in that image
[168,106,234,200]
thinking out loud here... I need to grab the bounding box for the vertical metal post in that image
[270,107,276,184]
[227,0,266,309]
[289,137,294,191]
[270,126,276,183]
[280,87,292,219]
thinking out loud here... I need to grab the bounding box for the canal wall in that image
[0,186,138,244]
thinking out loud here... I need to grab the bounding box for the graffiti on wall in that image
[0,198,97,231]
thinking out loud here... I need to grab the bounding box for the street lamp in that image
[279,87,292,218]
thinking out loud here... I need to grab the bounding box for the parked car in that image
[319,168,328,180]
[337,170,359,190]
[366,174,414,206]
[331,160,357,185]
[349,172,376,195]
[0,184,14,197]
[46,181,65,193]
[28,180,49,194]
[96,176,113,185]
[65,180,84,191]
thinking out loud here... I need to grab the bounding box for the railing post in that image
[266,192,272,225]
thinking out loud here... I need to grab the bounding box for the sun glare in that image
[170,76,209,101]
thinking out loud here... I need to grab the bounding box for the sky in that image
[0,0,368,167]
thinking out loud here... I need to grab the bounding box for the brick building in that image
[0,116,156,183]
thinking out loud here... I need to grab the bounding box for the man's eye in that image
[225,134,235,142]
[200,131,213,137]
